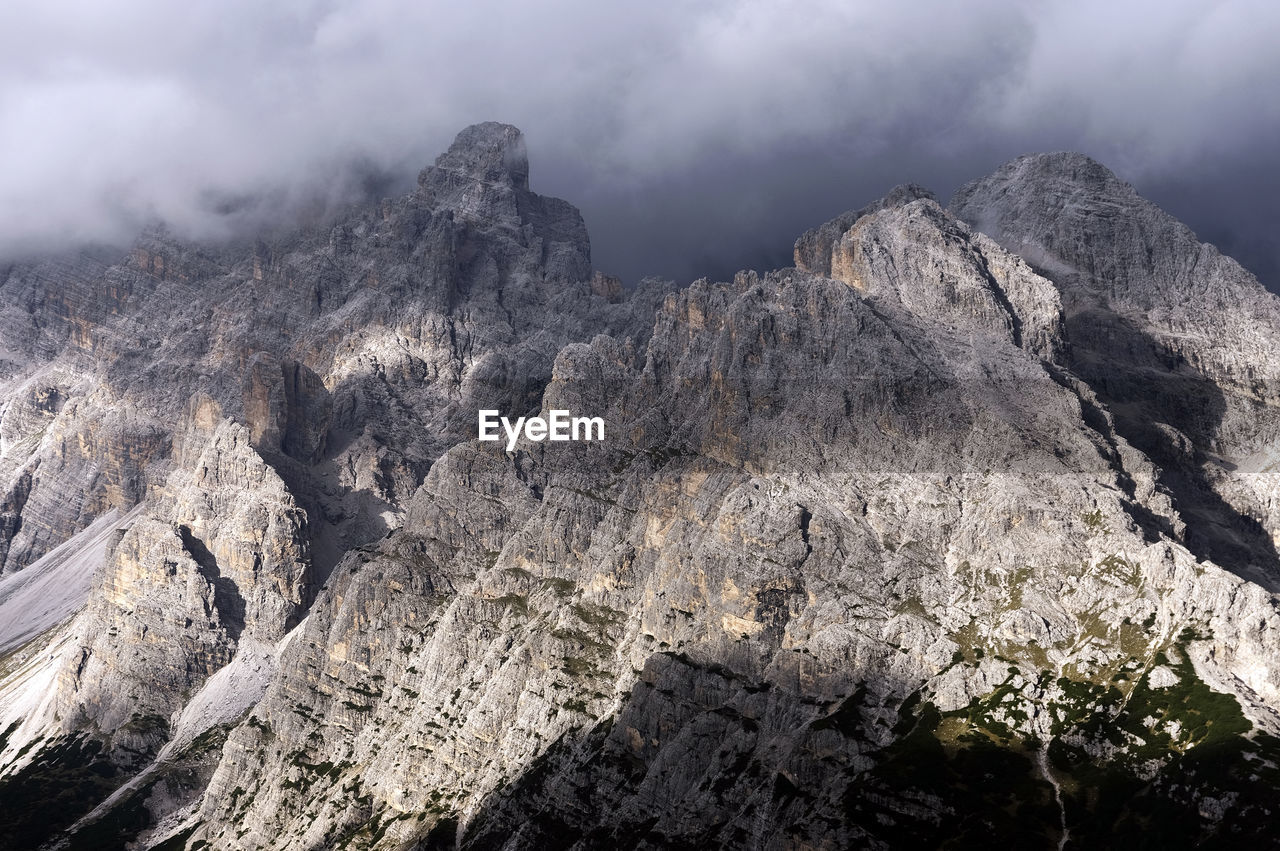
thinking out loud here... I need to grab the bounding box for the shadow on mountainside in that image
[1064,305,1280,592]
[179,525,246,641]
[415,644,1280,851]
[416,652,1068,851]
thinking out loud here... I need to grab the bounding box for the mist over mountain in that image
[1,0,1277,288]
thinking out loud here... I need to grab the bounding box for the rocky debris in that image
[0,506,144,656]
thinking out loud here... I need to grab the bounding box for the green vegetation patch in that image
[541,577,577,598]
[842,639,1275,847]
[0,734,125,850]
[492,594,530,617]
[1096,553,1140,587]
[1047,643,1271,845]
[845,695,1059,847]
[571,602,625,630]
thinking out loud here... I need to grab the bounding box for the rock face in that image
[952,154,1280,588]
[59,415,310,737]
[797,191,1064,360]
[4,131,1280,849]
[0,123,667,848]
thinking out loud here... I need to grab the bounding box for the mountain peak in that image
[954,152,1131,208]
[794,183,935,276]
[427,122,530,191]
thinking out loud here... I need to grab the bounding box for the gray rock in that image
[6,134,1280,850]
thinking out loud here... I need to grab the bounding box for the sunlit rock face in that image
[5,128,1280,849]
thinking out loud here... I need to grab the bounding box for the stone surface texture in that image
[2,129,1280,849]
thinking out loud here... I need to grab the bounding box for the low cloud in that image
[1,0,1276,286]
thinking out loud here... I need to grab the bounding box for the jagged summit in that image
[795,190,1063,361]
[951,147,1277,319]
[875,181,937,208]
[953,148,1280,584]
[968,151,1129,193]
[421,121,530,191]
[949,151,1164,279]
[411,121,586,251]
[793,183,934,276]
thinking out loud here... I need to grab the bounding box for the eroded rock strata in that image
[2,128,1280,849]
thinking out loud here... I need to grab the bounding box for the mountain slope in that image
[0,123,666,848]
[952,154,1280,589]
[190,194,1280,848]
[2,132,1280,849]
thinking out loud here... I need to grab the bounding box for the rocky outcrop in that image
[54,414,309,740]
[793,183,935,277]
[951,152,1280,444]
[798,192,1064,360]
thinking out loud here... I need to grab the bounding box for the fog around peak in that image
[1,0,1276,288]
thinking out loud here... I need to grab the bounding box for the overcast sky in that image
[1,0,1277,288]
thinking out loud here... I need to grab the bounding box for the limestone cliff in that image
[952,154,1280,589]
[0,123,666,849]
[3,130,1280,850]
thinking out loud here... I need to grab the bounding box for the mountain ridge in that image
[3,126,1280,849]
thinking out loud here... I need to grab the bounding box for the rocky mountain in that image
[2,126,1280,849]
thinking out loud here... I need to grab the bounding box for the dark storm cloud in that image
[1,0,1276,287]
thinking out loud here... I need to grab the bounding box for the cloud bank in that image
[1,0,1277,286]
